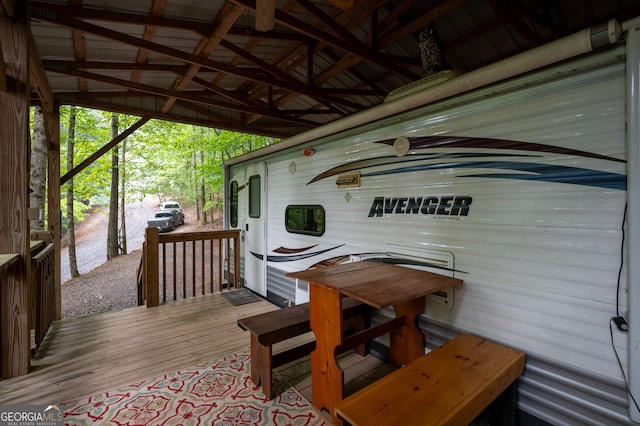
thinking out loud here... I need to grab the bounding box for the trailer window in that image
[248,175,261,218]
[286,205,325,236]
[230,180,239,227]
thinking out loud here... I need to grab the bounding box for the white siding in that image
[228,45,632,424]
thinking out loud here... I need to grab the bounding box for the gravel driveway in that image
[60,200,156,284]
[60,200,211,319]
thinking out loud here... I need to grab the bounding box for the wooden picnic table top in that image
[287,260,463,310]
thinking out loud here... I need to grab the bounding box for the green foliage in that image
[60,198,92,229]
[60,106,113,204]
[56,107,278,218]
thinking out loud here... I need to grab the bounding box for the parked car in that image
[161,209,183,227]
[161,201,184,225]
[147,211,177,232]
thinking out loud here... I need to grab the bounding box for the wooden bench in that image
[237,297,370,399]
[335,333,526,426]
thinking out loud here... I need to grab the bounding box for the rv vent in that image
[384,69,463,103]
[384,244,457,310]
[336,171,361,188]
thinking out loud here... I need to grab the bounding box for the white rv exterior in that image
[225,18,640,425]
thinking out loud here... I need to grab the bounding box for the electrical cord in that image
[609,318,640,412]
[615,203,628,322]
[609,202,639,413]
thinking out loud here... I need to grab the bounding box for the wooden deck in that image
[0,292,390,411]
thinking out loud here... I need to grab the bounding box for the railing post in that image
[145,227,160,307]
[234,231,240,288]
[0,1,30,379]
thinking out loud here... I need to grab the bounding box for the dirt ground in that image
[60,202,223,319]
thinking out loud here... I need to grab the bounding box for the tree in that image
[66,106,80,278]
[30,106,47,231]
[119,137,127,254]
[200,150,207,225]
[106,113,119,259]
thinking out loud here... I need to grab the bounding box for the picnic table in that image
[287,260,463,423]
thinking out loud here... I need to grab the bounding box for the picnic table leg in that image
[390,297,425,367]
[249,333,273,399]
[309,283,344,423]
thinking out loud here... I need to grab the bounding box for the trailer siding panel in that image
[226,46,633,425]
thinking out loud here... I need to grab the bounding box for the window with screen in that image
[285,205,325,236]
[230,180,239,227]
[248,175,261,218]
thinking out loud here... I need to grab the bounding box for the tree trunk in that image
[29,106,46,231]
[107,113,119,260]
[66,106,79,278]
[119,139,127,255]
[193,151,200,222]
[200,150,207,225]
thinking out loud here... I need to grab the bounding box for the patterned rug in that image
[64,351,328,425]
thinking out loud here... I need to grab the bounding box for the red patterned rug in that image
[63,351,328,425]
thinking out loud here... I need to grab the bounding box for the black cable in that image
[609,318,640,413]
[609,202,639,413]
[616,203,627,318]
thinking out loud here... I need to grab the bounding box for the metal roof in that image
[26,0,640,138]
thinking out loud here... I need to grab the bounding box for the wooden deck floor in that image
[0,292,390,411]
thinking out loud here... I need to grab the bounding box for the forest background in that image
[29,105,275,280]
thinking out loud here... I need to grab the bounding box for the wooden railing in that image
[1,238,56,375]
[30,242,55,350]
[0,252,20,377]
[139,227,241,307]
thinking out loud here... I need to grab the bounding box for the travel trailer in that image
[224,17,640,425]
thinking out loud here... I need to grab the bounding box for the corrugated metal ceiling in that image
[25,0,640,138]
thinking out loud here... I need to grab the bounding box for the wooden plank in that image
[255,0,275,31]
[28,30,54,117]
[288,261,463,309]
[0,291,392,411]
[0,0,14,17]
[0,294,278,404]
[0,38,6,91]
[0,1,30,379]
[145,226,160,307]
[335,334,526,426]
[45,108,61,320]
[0,254,19,273]
[276,350,391,405]
[309,283,343,418]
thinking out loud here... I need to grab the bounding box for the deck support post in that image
[0,1,31,378]
[145,227,160,307]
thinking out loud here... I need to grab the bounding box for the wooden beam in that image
[61,117,151,186]
[45,65,325,125]
[29,25,61,319]
[28,30,54,118]
[330,0,354,10]
[0,38,6,91]
[46,105,61,320]
[0,0,15,91]
[228,0,415,79]
[255,0,275,32]
[0,0,14,17]
[0,0,30,379]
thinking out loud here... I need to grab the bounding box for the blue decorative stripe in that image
[309,136,627,190]
[307,152,533,184]
[361,160,627,190]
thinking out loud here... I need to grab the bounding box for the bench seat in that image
[335,333,526,426]
[237,297,369,399]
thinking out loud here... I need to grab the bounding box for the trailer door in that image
[243,162,267,296]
